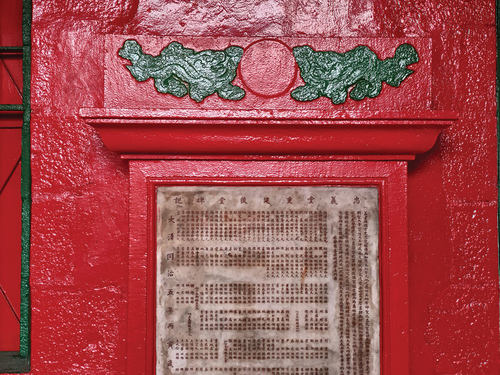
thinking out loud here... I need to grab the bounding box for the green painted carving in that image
[118,40,245,102]
[291,44,419,104]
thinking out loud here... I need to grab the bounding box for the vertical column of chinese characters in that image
[333,193,378,375]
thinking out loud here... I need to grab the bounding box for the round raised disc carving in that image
[239,39,297,98]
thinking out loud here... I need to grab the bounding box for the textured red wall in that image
[6,0,498,373]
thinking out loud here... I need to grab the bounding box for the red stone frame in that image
[126,159,409,375]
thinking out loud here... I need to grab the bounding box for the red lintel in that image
[80,108,457,160]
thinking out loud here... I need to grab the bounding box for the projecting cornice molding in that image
[79,108,457,160]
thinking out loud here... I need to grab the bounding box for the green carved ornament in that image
[291,44,419,104]
[118,40,245,102]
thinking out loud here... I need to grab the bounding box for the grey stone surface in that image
[157,186,380,375]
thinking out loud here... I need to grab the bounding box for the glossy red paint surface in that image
[239,39,297,98]
[9,0,498,374]
[80,108,456,157]
[0,0,23,351]
[127,160,409,375]
[104,35,432,111]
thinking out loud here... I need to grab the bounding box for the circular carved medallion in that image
[239,39,297,98]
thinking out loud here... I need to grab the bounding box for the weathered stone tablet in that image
[157,186,379,375]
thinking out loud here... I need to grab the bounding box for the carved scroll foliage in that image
[291,44,419,104]
[118,40,246,102]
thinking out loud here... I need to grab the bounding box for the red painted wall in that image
[6,0,498,373]
[0,0,23,352]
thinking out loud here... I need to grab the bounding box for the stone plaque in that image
[157,186,380,375]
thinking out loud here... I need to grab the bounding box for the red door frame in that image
[126,159,409,375]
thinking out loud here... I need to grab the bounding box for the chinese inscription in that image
[157,186,380,375]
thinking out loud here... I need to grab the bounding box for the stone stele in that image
[157,186,380,375]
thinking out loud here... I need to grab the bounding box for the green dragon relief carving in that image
[291,44,419,104]
[118,40,245,102]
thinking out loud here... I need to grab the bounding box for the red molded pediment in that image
[80,108,456,159]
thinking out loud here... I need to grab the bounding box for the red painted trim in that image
[147,180,157,375]
[80,108,458,121]
[80,108,455,156]
[127,160,409,374]
[121,154,417,161]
